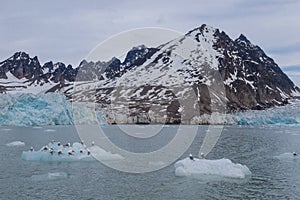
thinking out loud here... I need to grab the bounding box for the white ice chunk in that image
[6,141,25,147]
[89,146,124,161]
[31,172,68,181]
[174,157,251,179]
[44,129,56,132]
[275,152,299,160]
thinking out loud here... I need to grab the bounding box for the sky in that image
[0,0,300,82]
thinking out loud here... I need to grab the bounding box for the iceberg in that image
[21,141,123,162]
[21,142,95,162]
[6,141,25,146]
[174,157,251,179]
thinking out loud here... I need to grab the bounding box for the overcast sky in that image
[1,0,300,71]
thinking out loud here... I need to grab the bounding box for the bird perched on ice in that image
[189,153,194,161]
[42,146,49,151]
[68,150,73,155]
[49,149,54,155]
[64,143,71,147]
[200,152,205,159]
[29,147,34,152]
[293,152,297,156]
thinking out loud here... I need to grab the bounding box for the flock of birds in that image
[27,140,298,159]
[28,140,95,156]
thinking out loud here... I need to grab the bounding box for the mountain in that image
[0,52,77,93]
[0,24,299,124]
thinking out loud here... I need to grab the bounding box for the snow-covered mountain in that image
[0,24,298,124]
[0,51,77,93]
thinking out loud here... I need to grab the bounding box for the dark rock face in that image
[213,29,297,111]
[0,52,78,87]
[0,52,43,80]
[0,25,298,123]
[74,45,158,82]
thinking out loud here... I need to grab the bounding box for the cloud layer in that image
[0,0,300,70]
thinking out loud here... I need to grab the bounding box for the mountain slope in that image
[0,24,298,124]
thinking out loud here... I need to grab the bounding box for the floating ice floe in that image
[31,172,69,181]
[274,152,299,160]
[89,146,124,161]
[1,128,12,131]
[44,129,56,132]
[21,141,123,162]
[32,126,43,129]
[6,141,25,146]
[174,157,251,179]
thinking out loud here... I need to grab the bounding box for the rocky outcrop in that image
[213,29,297,111]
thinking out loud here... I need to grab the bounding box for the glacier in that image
[0,93,73,126]
[0,93,299,126]
[225,100,300,126]
[0,93,107,126]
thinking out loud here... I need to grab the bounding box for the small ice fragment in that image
[6,141,25,147]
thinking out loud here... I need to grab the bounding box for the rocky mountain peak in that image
[186,24,215,35]
[12,51,30,60]
[0,25,298,124]
[237,34,250,42]
[235,34,255,49]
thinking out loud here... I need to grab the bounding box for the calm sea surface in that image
[1,125,300,199]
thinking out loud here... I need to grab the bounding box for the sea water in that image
[1,125,300,199]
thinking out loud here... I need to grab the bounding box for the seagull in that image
[68,150,73,155]
[42,146,49,151]
[200,152,205,159]
[189,153,194,161]
[49,149,54,155]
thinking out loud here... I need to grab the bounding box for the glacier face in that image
[0,93,73,126]
[0,93,299,126]
[227,100,300,126]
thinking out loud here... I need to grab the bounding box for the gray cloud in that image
[0,0,299,68]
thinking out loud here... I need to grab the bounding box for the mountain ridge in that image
[0,24,299,124]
